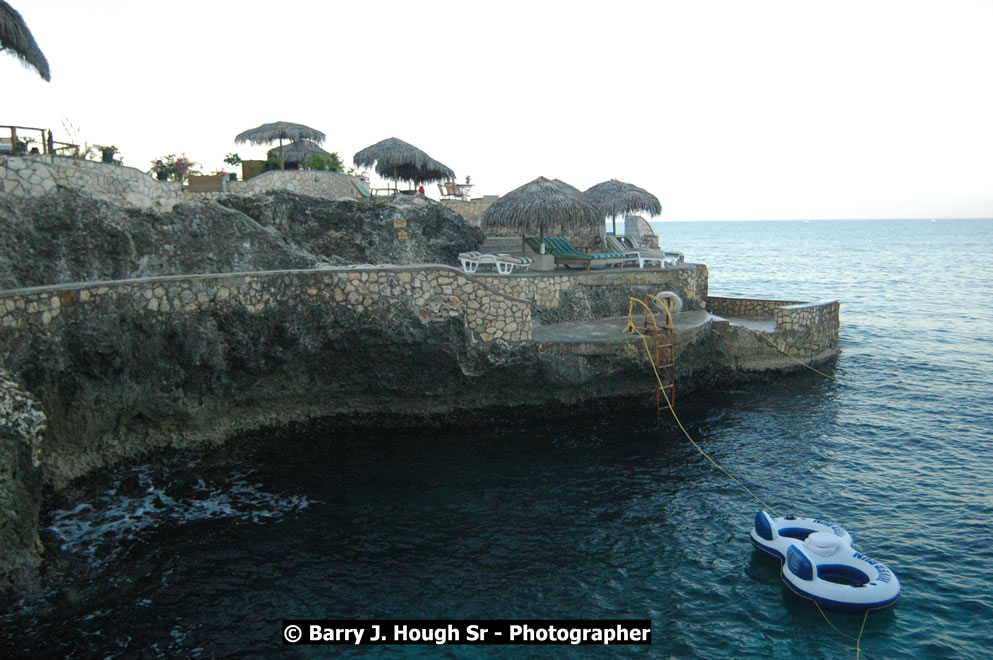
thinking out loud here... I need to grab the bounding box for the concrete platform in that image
[718,316,777,332]
[531,310,715,344]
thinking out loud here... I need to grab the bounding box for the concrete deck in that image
[531,310,715,344]
[531,311,778,344]
[720,316,777,332]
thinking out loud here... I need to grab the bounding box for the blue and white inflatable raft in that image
[751,511,900,612]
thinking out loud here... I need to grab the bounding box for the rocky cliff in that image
[0,188,483,289]
[0,187,487,597]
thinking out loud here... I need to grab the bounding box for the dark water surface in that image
[3,219,992,658]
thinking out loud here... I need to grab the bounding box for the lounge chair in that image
[458,251,534,274]
[615,235,684,266]
[525,237,634,270]
[602,235,667,269]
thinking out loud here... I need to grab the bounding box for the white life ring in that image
[751,511,900,612]
[654,291,683,314]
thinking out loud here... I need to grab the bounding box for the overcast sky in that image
[6,0,993,221]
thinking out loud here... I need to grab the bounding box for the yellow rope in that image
[625,296,865,657]
[754,331,840,382]
[813,600,857,641]
[855,608,869,659]
[815,601,870,658]
[625,298,780,517]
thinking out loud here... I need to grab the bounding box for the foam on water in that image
[47,462,315,567]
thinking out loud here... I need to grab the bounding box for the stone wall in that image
[706,295,805,318]
[477,264,709,321]
[439,198,494,224]
[706,295,840,362]
[0,264,710,345]
[226,170,363,200]
[1,154,183,209]
[772,301,840,359]
[0,156,363,210]
[0,266,531,345]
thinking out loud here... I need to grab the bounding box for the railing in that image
[0,125,78,156]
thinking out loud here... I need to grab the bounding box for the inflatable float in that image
[751,511,900,612]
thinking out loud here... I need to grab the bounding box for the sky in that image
[5,0,993,221]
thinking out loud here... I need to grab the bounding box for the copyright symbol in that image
[284,624,302,643]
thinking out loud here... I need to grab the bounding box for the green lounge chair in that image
[525,237,633,270]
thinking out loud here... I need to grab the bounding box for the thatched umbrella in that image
[353,137,454,192]
[584,179,662,235]
[1,1,50,81]
[481,176,603,255]
[267,139,335,168]
[235,121,326,170]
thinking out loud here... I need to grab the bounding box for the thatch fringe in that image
[583,179,662,217]
[481,177,603,235]
[235,122,326,146]
[353,137,454,185]
[0,0,50,81]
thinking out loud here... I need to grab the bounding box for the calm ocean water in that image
[3,218,992,658]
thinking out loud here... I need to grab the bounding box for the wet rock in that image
[0,370,45,597]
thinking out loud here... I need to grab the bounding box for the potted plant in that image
[223,153,242,181]
[14,137,35,154]
[149,154,200,182]
[95,145,118,163]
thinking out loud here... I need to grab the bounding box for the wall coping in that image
[0,265,534,306]
[778,299,840,311]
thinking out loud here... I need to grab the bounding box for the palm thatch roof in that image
[353,137,454,188]
[235,121,326,170]
[481,177,603,248]
[1,1,50,81]
[389,155,455,185]
[235,121,326,145]
[267,139,334,165]
[584,179,662,234]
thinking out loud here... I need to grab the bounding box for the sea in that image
[2,218,992,658]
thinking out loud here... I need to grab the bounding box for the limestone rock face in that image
[217,191,484,267]
[0,188,483,290]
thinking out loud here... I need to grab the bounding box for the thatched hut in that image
[481,176,604,253]
[584,179,662,235]
[353,137,454,191]
[1,0,49,80]
[235,121,326,170]
[266,140,337,169]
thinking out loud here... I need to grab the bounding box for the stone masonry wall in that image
[772,301,840,359]
[474,264,709,318]
[707,295,840,361]
[0,156,363,210]
[439,198,494,224]
[706,295,805,318]
[226,170,363,199]
[1,154,183,209]
[0,266,532,346]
